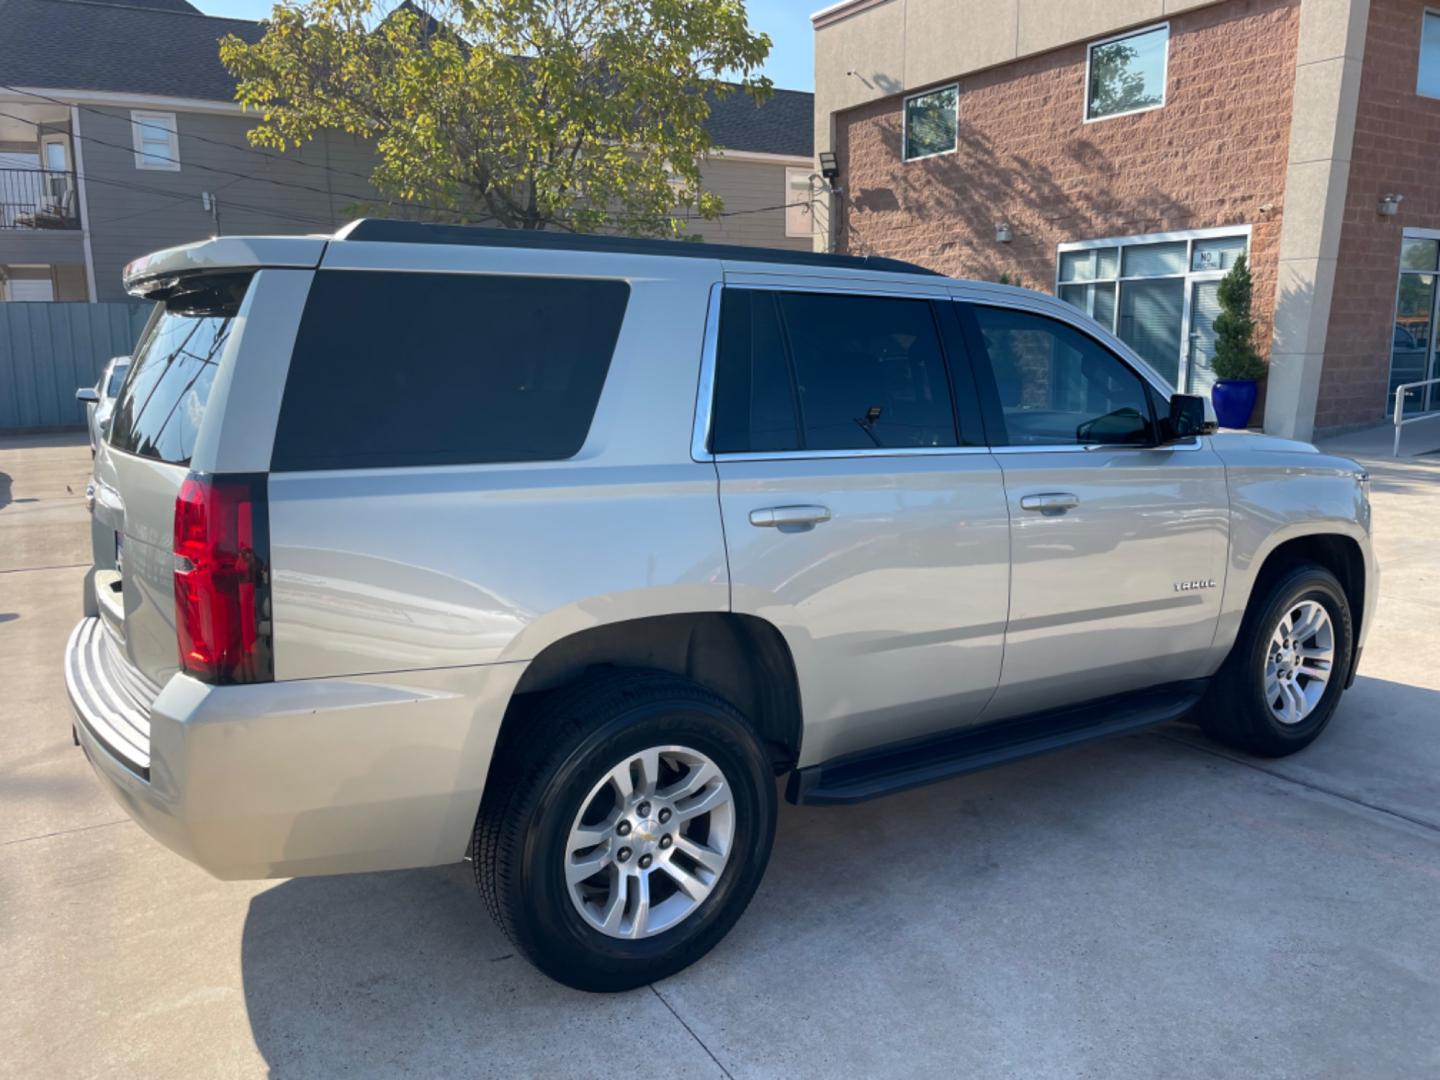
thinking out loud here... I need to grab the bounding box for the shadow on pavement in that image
[238,676,1440,1076]
[239,861,682,1077]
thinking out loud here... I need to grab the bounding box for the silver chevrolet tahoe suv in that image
[67,220,1376,992]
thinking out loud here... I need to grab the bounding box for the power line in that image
[1,97,817,231]
[2,83,392,193]
[0,160,337,229]
[0,84,812,228]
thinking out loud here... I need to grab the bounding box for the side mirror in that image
[75,387,99,404]
[1159,393,1217,443]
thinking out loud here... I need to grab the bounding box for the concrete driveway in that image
[3,430,1438,1079]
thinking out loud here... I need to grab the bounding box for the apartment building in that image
[0,0,815,304]
[812,0,1440,437]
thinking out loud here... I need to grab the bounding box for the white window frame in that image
[1084,23,1170,123]
[784,167,816,237]
[901,83,959,163]
[3,263,57,302]
[1055,224,1252,393]
[131,110,179,171]
[1419,9,1440,100]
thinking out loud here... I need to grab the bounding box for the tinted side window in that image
[971,305,1154,446]
[710,289,958,453]
[272,272,629,470]
[780,293,956,450]
[109,274,250,465]
[711,290,799,453]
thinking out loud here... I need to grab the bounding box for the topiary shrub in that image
[1211,253,1267,382]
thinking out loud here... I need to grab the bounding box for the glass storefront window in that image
[1118,278,1185,385]
[1121,241,1187,277]
[1390,270,1437,415]
[1059,247,1118,283]
[1058,282,1117,329]
[1400,237,1439,272]
[1192,236,1247,272]
[1057,230,1249,393]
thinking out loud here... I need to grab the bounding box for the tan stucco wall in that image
[1262,0,1370,440]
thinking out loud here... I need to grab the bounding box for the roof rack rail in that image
[334,219,941,277]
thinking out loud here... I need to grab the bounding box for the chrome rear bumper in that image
[64,616,157,778]
[64,614,527,879]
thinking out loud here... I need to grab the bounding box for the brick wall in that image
[1315,0,1440,431]
[833,0,1299,365]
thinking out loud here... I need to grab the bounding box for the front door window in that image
[1057,230,1249,393]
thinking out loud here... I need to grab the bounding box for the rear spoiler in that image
[123,236,329,299]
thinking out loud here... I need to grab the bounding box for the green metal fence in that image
[0,302,152,431]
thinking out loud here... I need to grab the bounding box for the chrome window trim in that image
[988,439,1205,455]
[710,446,993,463]
[689,281,1208,463]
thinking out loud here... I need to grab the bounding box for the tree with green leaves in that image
[220,0,772,234]
[1211,252,1267,381]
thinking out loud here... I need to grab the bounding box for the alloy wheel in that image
[564,745,735,940]
[1264,599,1335,725]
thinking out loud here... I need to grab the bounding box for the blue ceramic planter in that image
[1211,379,1258,429]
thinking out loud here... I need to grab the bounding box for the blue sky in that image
[195,0,818,91]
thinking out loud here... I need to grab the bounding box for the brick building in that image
[811,0,1440,438]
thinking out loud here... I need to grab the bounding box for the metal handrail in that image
[1393,377,1440,457]
[0,167,79,230]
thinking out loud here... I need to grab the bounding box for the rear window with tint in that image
[711,288,959,453]
[271,271,630,471]
[108,274,251,465]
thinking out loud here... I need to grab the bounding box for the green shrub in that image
[1211,253,1267,382]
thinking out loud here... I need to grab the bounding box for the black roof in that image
[0,0,812,156]
[0,0,261,100]
[337,219,938,276]
[704,86,812,157]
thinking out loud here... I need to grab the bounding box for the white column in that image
[1264,0,1370,441]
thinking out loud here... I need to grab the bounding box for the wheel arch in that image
[1239,530,1367,685]
[498,613,804,775]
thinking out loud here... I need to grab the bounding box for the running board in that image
[786,680,1208,807]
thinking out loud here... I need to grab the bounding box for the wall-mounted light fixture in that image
[994,222,1013,244]
[1378,193,1403,216]
[818,151,840,182]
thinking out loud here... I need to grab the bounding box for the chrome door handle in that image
[749,505,832,528]
[1019,492,1080,513]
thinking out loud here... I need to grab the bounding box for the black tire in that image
[473,668,777,992]
[1199,562,1353,757]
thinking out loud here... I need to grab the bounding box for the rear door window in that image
[108,274,250,465]
[271,271,629,471]
[710,288,960,453]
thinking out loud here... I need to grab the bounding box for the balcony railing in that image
[1,168,80,230]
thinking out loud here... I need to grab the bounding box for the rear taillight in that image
[173,472,272,684]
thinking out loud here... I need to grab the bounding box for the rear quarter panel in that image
[265,250,730,679]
